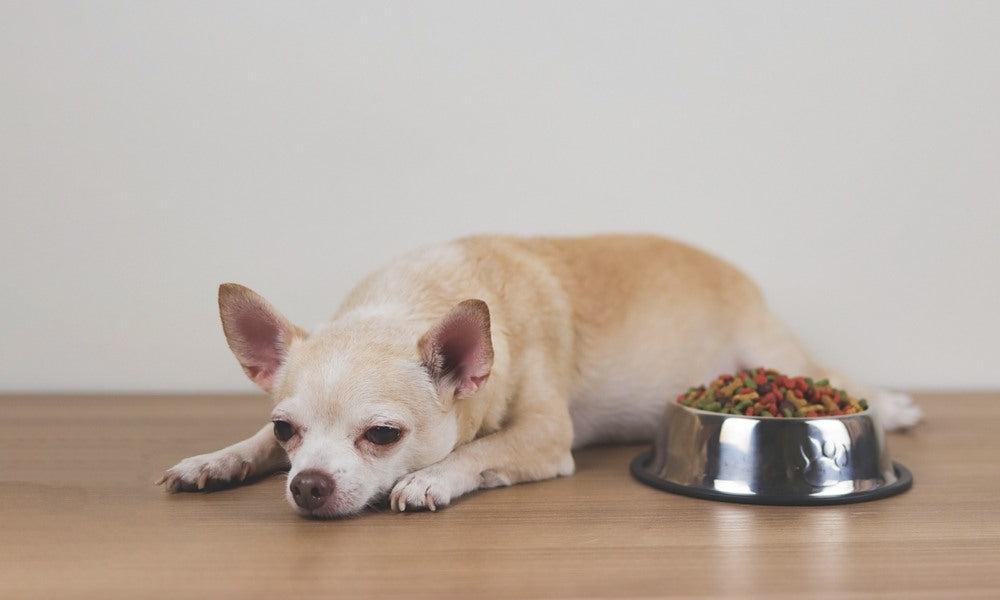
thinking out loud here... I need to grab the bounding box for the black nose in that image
[290,469,334,511]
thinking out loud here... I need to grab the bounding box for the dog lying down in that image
[158,234,922,517]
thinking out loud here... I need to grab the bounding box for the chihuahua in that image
[158,235,922,517]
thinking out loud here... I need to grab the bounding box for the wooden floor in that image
[1,392,998,599]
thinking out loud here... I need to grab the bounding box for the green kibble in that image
[677,368,869,418]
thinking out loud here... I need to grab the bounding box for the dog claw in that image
[154,474,166,486]
[197,471,209,490]
[240,462,251,481]
[426,492,436,512]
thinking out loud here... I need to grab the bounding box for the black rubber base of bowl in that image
[630,450,913,506]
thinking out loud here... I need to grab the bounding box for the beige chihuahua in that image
[158,235,921,517]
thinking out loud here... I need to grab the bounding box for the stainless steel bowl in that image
[631,402,912,505]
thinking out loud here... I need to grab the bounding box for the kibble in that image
[677,368,868,417]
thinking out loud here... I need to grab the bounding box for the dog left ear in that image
[419,299,494,399]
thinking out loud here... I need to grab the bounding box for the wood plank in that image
[1,393,997,598]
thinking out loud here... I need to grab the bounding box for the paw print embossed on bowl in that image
[631,402,912,505]
[798,437,850,487]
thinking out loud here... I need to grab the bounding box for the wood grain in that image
[1,393,998,599]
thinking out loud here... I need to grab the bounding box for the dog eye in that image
[273,420,295,442]
[364,426,402,446]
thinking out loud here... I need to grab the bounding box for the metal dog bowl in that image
[631,402,912,505]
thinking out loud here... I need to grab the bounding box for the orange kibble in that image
[677,368,869,418]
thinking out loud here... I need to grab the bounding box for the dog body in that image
[160,234,921,517]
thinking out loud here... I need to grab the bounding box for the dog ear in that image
[218,283,305,392]
[419,299,494,399]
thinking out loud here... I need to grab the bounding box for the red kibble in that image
[677,368,868,418]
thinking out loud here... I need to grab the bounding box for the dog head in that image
[218,283,493,518]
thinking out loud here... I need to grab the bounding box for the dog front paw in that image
[157,451,253,493]
[389,466,463,512]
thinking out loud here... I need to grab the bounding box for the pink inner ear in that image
[438,320,485,374]
[231,310,287,391]
[236,314,283,360]
[465,374,489,396]
[219,284,303,393]
[422,300,494,397]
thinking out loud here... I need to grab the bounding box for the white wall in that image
[1,2,997,392]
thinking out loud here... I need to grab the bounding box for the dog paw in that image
[872,391,924,431]
[156,451,253,492]
[389,466,461,512]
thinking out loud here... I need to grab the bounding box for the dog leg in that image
[157,424,289,492]
[389,380,575,512]
[738,312,923,430]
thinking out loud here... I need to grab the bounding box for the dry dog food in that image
[677,368,869,417]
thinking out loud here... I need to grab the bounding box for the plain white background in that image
[1,2,997,392]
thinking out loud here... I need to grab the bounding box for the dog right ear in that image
[218,283,305,392]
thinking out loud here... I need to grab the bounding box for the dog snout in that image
[290,469,335,511]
